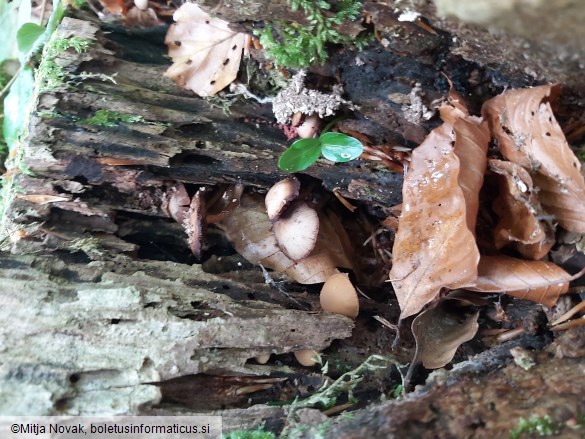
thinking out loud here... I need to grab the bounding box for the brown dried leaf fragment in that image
[412,298,479,369]
[482,84,585,232]
[467,255,575,307]
[489,159,554,260]
[164,2,246,97]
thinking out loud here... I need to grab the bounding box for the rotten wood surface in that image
[0,252,353,415]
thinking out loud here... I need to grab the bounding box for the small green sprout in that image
[278,120,363,172]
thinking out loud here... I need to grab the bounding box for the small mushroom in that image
[273,201,319,261]
[185,188,206,259]
[265,177,300,221]
[296,114,321,139]
[320,273,359,319]
[168,182,190,224]
[255,354,271,364]
[134,0,149,10]
[294,349,320,367]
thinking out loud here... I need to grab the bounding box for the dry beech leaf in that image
[390,111,483,319]
[482,84,585,232]
[489,159,554,260]
[467,255,576,308]
[412,298,479,369]
[439,84,490,233]
[218,194,351,284]
[164,3,246,97]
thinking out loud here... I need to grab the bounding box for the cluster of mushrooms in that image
[166,176,360,367]
[260,177,360,367]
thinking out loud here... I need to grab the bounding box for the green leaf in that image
[278,138,322,172]
[3,66,34,150]
[17,22,45,59]
[319,132,363,162]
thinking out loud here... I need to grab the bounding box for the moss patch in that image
[36,35,91,91]
[79,109,144,127]
[254,0,369,68]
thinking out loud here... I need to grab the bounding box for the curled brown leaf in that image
[467,255,577,307]
[412,298,479,369]
[389,123,480,319]
[482,84,585,232]
[390,93,488,319]
[489,159,554,260]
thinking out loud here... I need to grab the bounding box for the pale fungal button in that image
[294,349,320,367]
[255,354,271,364]
[265,177,300,222]
[273,201,319,261]
[320,273,359,319]
[134,0,149,10]
[296,114,321,139]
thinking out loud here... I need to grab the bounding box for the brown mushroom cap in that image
[186,188,206,259]
[168,182,190,224]
[255,354,271,364]
[273,201,319,261]
[294,349,320,367]
[265,177,300,222]
[320,273,359,319]
[296,114,321,139]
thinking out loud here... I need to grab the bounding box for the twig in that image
[258,264,307,309]
[0,66,23,99]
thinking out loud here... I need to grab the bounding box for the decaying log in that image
[0,252,353,415]
[2,0,584,435]
[315,329,585,439]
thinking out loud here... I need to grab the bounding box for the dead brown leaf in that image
[467,255,575,307]
[389,122,480,319]
[218,194,351,284]
[164,3,246,97]
[412,298,479,369]
[489,159,554,259]
[482,84,585,232]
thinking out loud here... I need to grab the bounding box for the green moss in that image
[510,415,561,438]
[223,428,276,439]
[79,110,144,127]
[254,0,370,68]
[36,35,91,91]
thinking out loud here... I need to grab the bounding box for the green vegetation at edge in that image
[254,0,369,68]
